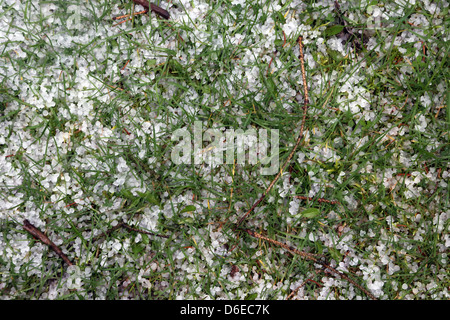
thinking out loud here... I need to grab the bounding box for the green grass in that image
[0,0,449,300]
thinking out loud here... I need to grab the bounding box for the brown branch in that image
[287,273,323,300]
[23,220,73,266]
[235,36,310,228]
[23,218,168,266]
[295,195,340,205]
[244,228,322,261]
[132,0,170,20]
[232,35,375,300]
[244,228,377,300]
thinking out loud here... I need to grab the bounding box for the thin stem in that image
[295,195,340,204]
[244,228,377,300]
[235,36,310,228]
[23,220,73,266]
[132,0,170,19]
[113,1,170,21]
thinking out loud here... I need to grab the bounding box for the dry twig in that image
[134,0,170,19]
[23,219,73,266]
[295,195,340,204]
[234,36,376,300]
[23,219,168,267]
[113,0,170,22]
[244,228,377,300]
[235,36,310,228]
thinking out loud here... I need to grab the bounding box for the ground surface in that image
[0,0,448,299]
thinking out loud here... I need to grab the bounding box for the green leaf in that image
[305,17,314,26]
[315,241,323,254]
[298,208,320,218]
[131,243,145,255]
[274,39,284,47]
[146,59,157,67]
[327,48,345,62]
[161,48,176,56]
[245,293,258,300]
[324,25,344,37]
[180,205,196,214]
[120,189,134,199]
[141,234,149,245]
[178,217,194,225]
[137,191,160,205]
[328,247,342,262]
[202,85,211,94]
